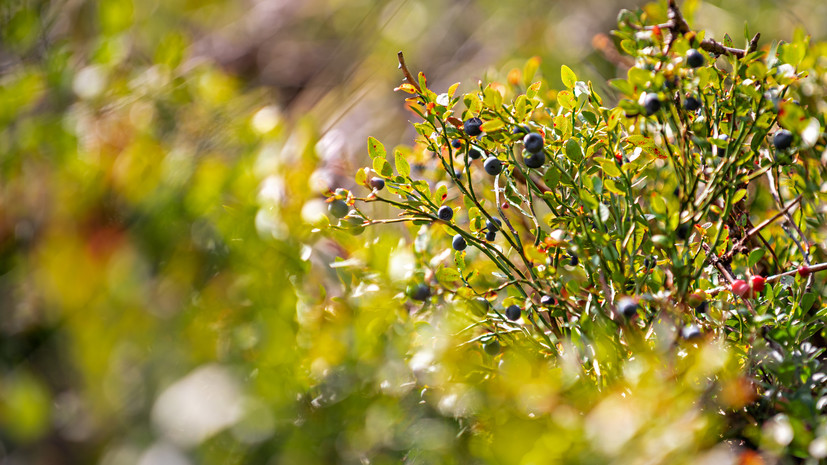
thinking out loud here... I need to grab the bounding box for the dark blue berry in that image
[540,295,555,306]
[437,206,453,221]
[468,148,482,160]
[512,125,530,135]
[452,234,467,251]
[410,284,431,301]
[522,132,544,154]
[483,339,501,356]
[617,297,638,318]
[643,93,661,116]
[485,230,497,241]
[686,48,705,68]
[464,117,483,136]
[684,96,701,111]
[569,252,579,266]
[451,139,462,149]
[505,305,521,321]
[369,177,385,190]
[483,157,502,175]
[486,217,502,231]
[773,130,793,150]
[524,152,545,169]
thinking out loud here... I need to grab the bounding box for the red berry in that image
[731,279,750,298]
[750,275,765,294]
[798,265,811,278]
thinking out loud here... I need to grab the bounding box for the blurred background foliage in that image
[0,0,826,463]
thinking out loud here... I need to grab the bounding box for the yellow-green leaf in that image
[481,119,504,132]
[373,157,392,178]
[367,136,386,159]
[557,90,575,110]
[394,150,410,177]
[561,65,577,89]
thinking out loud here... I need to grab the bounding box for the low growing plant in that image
[325,0,827,461]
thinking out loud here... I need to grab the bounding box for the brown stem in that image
[703,242,755,313]
[397,51,421,93]
[722,195,802,261]
[640,1,759,59]
[707,261,827,296]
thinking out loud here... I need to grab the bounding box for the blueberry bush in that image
[327,1,827,462]
[2,0,827,464]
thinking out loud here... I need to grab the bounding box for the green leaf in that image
[481,119,504,132]
[604,178,625,196]
[748,248,765,268]
[561,65,577,89]
[526,81,542,100]
[596,157,621,177]
[802,293,816,312]
[608,79,634,96]
[433,184,448,204]
[394,150,411,177]
[543,166,560,190]
[367,136,386,159]
[565,139,583,163]
[373,157,393,178]
[732,189,747,204]
[557,91,575,110]
[355,167,367,186]
[523,56,541,88]
[436,267,462,284]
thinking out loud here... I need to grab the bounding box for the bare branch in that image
[397,51,421,94]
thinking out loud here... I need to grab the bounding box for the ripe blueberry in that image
[437,205,453,221]
[486,217,502,231]
[512,125,530,135]
[483,157,502,175]
[643,93,661,116]
[485,230,497,241]
[686,48,705,68]
[483,339,501,356]
[505,305,521,321]
[464,117,483,136]
[569,252,579,266]
[773,130,793,150]
[523,132,544,154]
[451,139,462,149]
[684,96,701,111]
[617,297,638,318]
[524,152,545,169]
[328,199,349,219]
[409,283,431,301]
[369,177,385,191]
[540,295,555,306]
[452,234,467,251]
[468,147,482,160]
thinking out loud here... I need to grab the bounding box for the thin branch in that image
[722,195,802,261]
[702,242,755,313]
[639,0,759,59]
[397,51,421,93]
[707,261,827,297]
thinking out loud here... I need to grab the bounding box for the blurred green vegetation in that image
[1,0,826,463]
